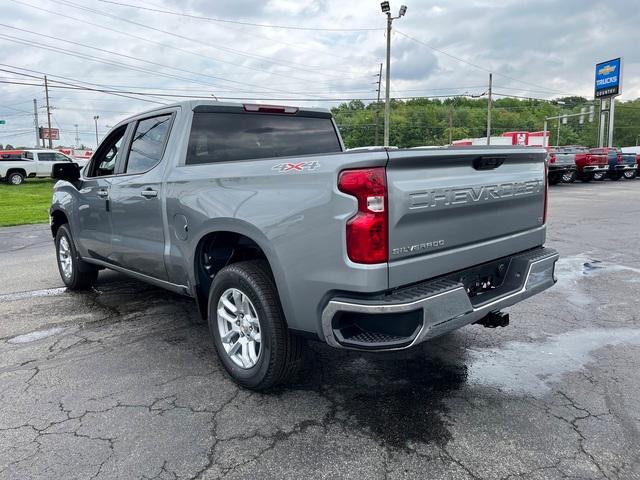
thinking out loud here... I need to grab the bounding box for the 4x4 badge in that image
[272,161,320,173]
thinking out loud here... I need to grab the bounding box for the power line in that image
[52,0,371,80]
[395,30,582,97]
[96,0,382,32]
[0,29,305,96]
[9,0,363,85]
[0,79,490,102]
[0,65,168,105]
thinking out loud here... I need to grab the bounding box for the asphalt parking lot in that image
[1,180,640,480]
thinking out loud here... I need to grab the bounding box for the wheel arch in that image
[6,168,27,179]
[50,209,69,238]
[191,223,285,322]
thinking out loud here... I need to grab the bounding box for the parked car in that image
[23,149,87,174]
[589,147,637,181]
[0,151,37,185]
[574,147,608,182]
[621,147,640,178]
[0,149,83,185]
[547,147,578,184]
[50,100,558,389]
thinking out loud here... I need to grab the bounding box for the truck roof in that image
[112,100,332,130]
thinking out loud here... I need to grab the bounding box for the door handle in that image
[96,189,109,198]
[141,189,158,198]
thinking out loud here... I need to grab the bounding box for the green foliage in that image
[332,96,640,149]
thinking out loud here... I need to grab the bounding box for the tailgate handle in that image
[474,156,505,170]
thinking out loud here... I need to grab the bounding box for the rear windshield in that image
[186,112,341,165]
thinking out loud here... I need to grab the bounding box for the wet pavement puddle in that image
[7,326,66,344]
[467,328,640,396]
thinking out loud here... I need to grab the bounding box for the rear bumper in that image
[321,247,559,351]
[612,164,637,171]
[549,165,575,173]
[583,165,608,172]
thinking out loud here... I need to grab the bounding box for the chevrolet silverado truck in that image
[49,101,559,389]
[547,147,578,184]
[0,151,36,184]
[0,149,81,185]
[590,147,637,181]
[574,147,608,182]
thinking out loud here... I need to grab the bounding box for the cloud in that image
[0,0,637,147]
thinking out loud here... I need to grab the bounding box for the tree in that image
[331,96,640,148]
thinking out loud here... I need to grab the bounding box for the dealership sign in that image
[594,58,622,98]
[39,127,59,140]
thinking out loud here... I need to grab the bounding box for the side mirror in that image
[52,162,80,182]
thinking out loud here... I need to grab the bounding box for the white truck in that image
[0,149,85,185]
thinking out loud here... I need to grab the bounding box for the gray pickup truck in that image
[50,101,558,389]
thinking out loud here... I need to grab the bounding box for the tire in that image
[7,172,24,185]
[208,260,303,390]
[593,172,606,181]
[623,170,637,180]
[55,224,99,290]
[548,174,562,185]
[608,172,622,181]
[562,170,577,183]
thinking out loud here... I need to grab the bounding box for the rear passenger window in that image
[38,153,56,161]
[125,114,172,174]
[186,112,341,165]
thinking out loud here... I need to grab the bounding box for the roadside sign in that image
[39,127,60,140]
[594,58,622,98]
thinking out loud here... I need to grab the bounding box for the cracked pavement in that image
[1,181,640,479]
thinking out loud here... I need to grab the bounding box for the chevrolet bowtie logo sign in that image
[598,65,616,76]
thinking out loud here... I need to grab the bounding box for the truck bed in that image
[385,146,546,287]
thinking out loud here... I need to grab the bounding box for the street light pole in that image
[380,2,407,147]
[486,73,492,145]
[93,115,99,147]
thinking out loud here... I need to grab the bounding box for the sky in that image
[1,0,638,148]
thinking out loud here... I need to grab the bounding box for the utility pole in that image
[608,98,615,147]
[380,2,407,147]
[44,75,53,149]
[486,73,492,145]
[448,105,453,145]
[32,98,39,148]
[93,115,100,147]
[374,63,383,145]
[74,124,80,148]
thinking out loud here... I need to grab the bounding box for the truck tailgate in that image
[386,147,546,288]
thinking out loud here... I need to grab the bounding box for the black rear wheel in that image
[623,170,637,179]
[7,172,24,185]
[562,170,577,183]
[548,173,562,185]
[208,260,303,390]
[579,173,593,183]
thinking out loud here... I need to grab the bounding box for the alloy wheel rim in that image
[216,288,262,369]
[11,175,21,184]
[58,236,73,280]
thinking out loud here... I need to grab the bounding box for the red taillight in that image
[549,154,556,164]
[617,153,623,164]
[338,167,388,264]
[243,103,298,114]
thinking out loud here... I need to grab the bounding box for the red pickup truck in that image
[574,147,608,182]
